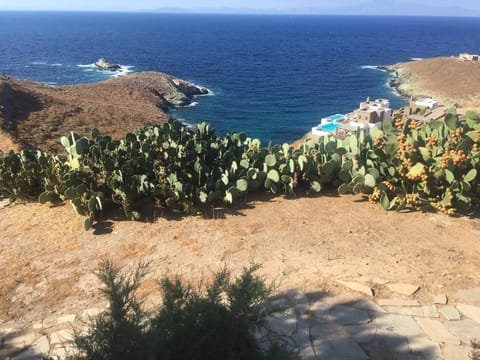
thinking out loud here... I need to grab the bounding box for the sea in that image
[1,12,480,144]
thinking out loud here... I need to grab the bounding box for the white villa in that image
[459,53,480,62]
[413,96,438,110]
[312,97,393,137]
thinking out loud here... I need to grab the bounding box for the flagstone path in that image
[2,282,480,359]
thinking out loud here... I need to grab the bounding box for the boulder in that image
[95,58,121,72]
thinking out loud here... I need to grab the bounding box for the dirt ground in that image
[1,193,480,328]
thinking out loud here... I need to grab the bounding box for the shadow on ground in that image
[263,289,447,360]
[0,329,47,360]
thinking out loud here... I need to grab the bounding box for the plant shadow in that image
[263,288,448,360]
[0,329,47,360]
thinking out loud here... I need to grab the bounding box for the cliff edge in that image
[0,72,208,152]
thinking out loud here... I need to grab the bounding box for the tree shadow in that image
[0,82,43,144]
[92,221,114,235]
[0,329,47,360]
[262,289,448,360]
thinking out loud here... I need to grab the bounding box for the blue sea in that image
[1,12,480,144]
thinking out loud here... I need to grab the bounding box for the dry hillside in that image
[388,56,480,107]
[0,72,207,153]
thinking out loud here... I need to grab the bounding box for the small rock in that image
[433,294,448,305]
[266,310,297,336]
[0,199,10,209]
[348,299,386,313]
[457,303,480,323]
[415,318,460,345]
[50,329,75,345]
[286,289,310,315]
[344,323,379,343]
[441,344,471,360]
[313,338,369,360]
[328,305,371,325]
[94,58,121,72]
[384,305,438,318]
[372,313,424,338]
[386,283,420,296]
[444,319,480,344]
[295,320,311,352]
[31,335,50,355]
[57,314,76,324]
[372,277,390,285]
[377,298,420,306]
[439,306,461,321]
[336,280,374,297]
[310,322,346,340]
[82,308,103,318]
[408,336,443,359]
[31,323,43,331]
[310,300,330,319]
[50,344,77,359]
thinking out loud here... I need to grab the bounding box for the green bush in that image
[72,261,297,360]
[1,109,480,230]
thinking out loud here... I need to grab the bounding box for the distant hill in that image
[0,72,207,152]
[150,2,480,17]
[386,56,480,107]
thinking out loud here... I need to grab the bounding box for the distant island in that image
[0,72,208,152]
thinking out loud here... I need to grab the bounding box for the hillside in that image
[0,72,207,152]
[387,56,480,107]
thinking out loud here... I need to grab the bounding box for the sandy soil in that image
[0,131,20,153]
[1,194,480,328]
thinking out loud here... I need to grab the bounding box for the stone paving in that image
[2,283,480,359]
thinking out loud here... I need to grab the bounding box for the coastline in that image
[294,55,480,146]
[376,57,480,108]
[0,72,208,152]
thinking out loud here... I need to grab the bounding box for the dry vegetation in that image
[390,56,480,107]
[0,72,205,152]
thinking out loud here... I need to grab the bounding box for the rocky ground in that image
[1,194,480,359]
[0,72,207,152]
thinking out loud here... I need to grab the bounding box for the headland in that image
[0,72,208,152]
[383,55,480,108]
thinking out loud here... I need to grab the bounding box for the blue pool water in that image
[325,114,346,122]
[1,13,480,143]
[320,122,343,132]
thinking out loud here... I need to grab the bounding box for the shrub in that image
[2,109,479,230]
[72,261,297,360]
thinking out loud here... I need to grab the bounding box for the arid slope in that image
[387,57,480,107]
[0,72,207,152]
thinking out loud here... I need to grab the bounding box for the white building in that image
[414,97,438,110]
[311,97,393,137]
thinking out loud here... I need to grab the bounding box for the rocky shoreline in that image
[375,64,418,99]
[0,72,209,152]
[375,57,480,107]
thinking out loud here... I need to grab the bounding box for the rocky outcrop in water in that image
[95,58,121,71]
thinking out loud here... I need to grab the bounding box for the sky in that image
[1,0,480,16]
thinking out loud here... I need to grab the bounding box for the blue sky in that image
[1,0,479,16]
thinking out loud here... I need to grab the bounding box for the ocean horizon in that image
[1,12,480,143]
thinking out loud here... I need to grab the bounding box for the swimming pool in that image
[325,114,345,122]
[320,122,342,132]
